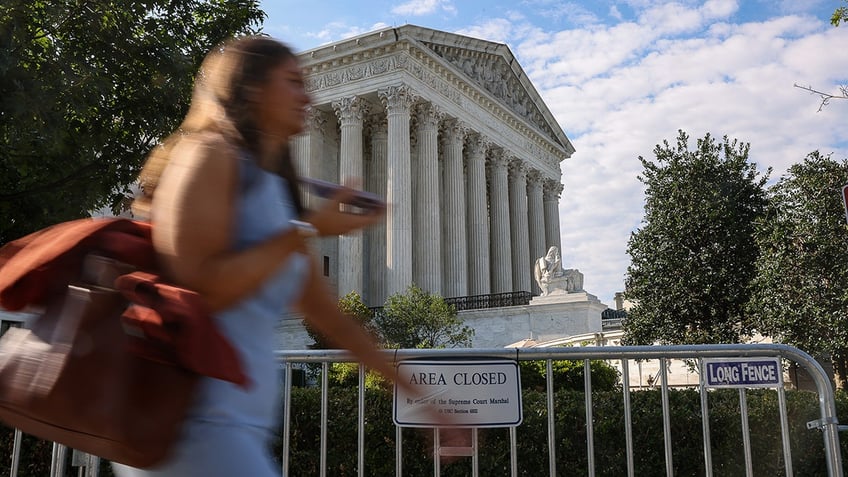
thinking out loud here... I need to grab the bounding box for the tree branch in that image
[794,83,848,112]
[0,161,104,200]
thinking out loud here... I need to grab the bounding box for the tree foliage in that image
[747,152,848,387]
[0,0,264,244]
[308,287,473,350]
[833,0,848,26]
[623,131,770,345]
[376,285,474,349]
[519,358,620,392]
[306,291,378,349]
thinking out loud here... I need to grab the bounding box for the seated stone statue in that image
[533,246,582,296]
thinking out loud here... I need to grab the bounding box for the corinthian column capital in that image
[332,96,369,125]
[413,102,444,129]
[440,118,467,146]
[527,169,543,185]
[543,179,565,200]
[378,84,418,113]
[466,132,491,157]
[508,158,528,179]
[488,148,510,169]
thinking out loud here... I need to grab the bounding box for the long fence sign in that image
[393,359,522,427]
[701,357,782,388]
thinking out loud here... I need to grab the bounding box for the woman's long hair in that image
[133,36,304,217]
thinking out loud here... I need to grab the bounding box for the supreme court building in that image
[291,25,575,312]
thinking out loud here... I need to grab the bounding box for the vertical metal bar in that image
[86,455,100,477]
[776,368,793,477]
[660,359,673,477]
[10,428,21,477]
[546,359,556,476]
[699,358,713,477]
[320,361,329,477]
[739,388,753,477]
[50,443,67,477]
[471,427,479,477]
[509,426,518,477]
[433,428,440,477]
[358,363,366,477]
[282,362,293,476]
[50,443,58,477]
[621,359,634,477]
[396,426,403,477]
[584,359,595,477]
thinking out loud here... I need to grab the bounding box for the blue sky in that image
[259,0,848,306]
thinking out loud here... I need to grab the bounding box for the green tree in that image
[623,130,770,346]
[306,291,377,349]
[519,357,620,392]
[747,152,848,388]
[833,0,848,26]
[0,0,264,244]
[375,285,474,349]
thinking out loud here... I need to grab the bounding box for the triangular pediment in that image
[421,41,559,142]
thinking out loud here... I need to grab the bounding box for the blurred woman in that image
[114,35,393,477]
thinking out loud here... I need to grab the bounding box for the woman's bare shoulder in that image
[153,131,240,222]
[169,131,238,169]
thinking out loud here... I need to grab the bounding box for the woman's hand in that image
[303,181,385,236]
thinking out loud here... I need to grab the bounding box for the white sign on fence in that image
[701,357,782,388]
[393,359,522,428]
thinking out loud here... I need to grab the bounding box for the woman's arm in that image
[294,258,395,379]
[150,135,381,311]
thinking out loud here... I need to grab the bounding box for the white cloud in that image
[490,6,848,303]
[306,21,391,46]
[610,5,624,21]
[702,0,739,20]
[391,0,456,16]
[456,18,516,45]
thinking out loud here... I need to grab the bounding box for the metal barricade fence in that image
[275,344,843,477]
[3,343,844,476]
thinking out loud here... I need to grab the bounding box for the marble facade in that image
[291,25,575,306]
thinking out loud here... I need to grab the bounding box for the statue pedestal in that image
[461,290,608,348]
[529,290,599,306]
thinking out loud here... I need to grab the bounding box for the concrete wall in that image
[275,292,608,350]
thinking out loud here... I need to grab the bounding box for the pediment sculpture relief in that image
[423,43,554,138]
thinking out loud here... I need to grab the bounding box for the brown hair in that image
[134,36,303,217]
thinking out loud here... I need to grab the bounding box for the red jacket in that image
[0,218,248,388]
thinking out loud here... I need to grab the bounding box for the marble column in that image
[543,179,564,252]
[489,149,513,294]
[291,107,326,209]
[412,103,443,294]
[333,96,368,297]
[465,133,491,296]
[379,85,417,297]
[441,119,468,298]
[366,113,388,306]
[508,159,531,293]
[526,170,546,295]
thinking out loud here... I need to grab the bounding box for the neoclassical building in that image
[291,25,574,308]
